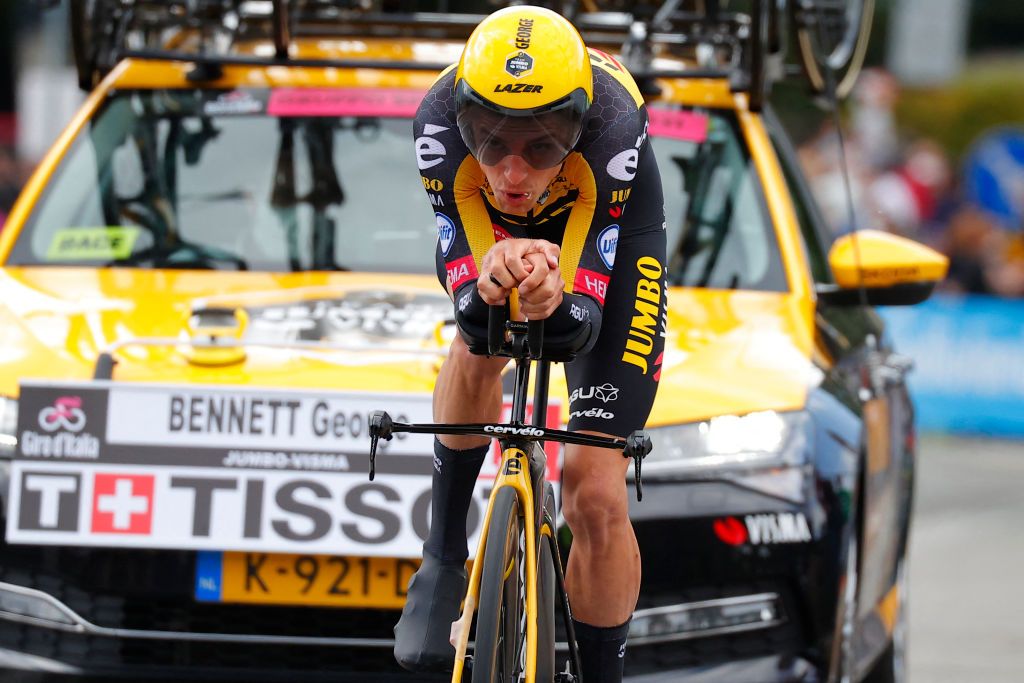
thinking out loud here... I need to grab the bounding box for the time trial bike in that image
[368,305,651,683]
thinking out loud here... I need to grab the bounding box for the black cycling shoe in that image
[393,553,467,672]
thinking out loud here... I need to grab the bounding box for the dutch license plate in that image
[195,551,420,609]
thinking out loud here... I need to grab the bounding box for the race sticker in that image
[46,227,140,261]
[267,88,425,118]
[7,382,563,558]
[647,108,710,143]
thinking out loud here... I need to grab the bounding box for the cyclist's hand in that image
[478,239,560,305]
[519,251,564,320]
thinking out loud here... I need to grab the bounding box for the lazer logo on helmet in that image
[493,83,544,94]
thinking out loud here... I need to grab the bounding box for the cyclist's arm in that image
[555,75,665,346]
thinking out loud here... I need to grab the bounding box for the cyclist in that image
[396,6,666,682]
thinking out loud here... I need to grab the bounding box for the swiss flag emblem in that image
[91,474,155,534]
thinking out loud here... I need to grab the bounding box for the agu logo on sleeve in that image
[436,212,456,256]
[91,474,155,534]
[597,225,619,269]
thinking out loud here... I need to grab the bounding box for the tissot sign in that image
[8,381,559,557]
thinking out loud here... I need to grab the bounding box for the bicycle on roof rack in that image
[367,306,652,683]
[63,0,872,107]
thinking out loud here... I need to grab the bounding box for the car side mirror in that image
[816,230,949,307]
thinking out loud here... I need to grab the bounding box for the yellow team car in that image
[0,1,945,682]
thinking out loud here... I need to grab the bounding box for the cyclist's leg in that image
[394,334,508,672]
[561,226,667,682]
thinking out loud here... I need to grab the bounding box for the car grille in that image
[1,544,811,678]
[0,545,423,678]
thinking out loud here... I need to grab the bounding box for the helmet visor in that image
[456,82,588,170]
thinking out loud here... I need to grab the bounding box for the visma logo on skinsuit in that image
[436,212,456,256]
[597,225,619,269]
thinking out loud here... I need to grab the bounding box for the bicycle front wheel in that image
[472,487,525,683]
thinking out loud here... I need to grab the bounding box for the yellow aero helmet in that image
[455,5,592,169]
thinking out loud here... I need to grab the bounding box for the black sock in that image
[572,618,630,683]
[423,439,488,563]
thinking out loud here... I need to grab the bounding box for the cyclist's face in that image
[473,120,563,215]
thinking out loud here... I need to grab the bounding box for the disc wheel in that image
[794,0,875,98]
[472,487,526,683]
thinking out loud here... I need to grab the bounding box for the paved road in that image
[909,435,1024,681]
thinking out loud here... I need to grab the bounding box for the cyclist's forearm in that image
[453,282,601,355]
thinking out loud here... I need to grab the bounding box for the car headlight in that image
[0,396,16,458]
[640,410,812,503]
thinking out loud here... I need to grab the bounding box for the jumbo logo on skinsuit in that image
[621,256,666,374]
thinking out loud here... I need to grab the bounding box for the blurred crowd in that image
[799,69,1024,297]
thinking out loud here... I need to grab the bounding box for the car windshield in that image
[8,88,433,272]
[8,89,785,291]
[651,107,786,291]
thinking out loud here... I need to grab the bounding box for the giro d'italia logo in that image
[505,51,534,78]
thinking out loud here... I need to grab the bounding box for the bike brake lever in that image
[368,410,394,481]
[623,430,653,502]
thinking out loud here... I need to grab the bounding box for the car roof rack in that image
[65,1,866,111]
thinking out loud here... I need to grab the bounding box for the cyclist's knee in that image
[561,455,630,541]
[444,334,507,382]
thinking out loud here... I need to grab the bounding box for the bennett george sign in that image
[9,381,562,556]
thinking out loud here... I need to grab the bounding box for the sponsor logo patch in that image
[505,51,534,79]
[38,396,86,433]
[606,120,649,182]
[91,474,155,534]
[573,268,610,305]
[493,83,543,94]
[714,514,813,546]
[446,255,478,292]
[569,408,614,420]
[436,212,456,256]
[597,225,619,270]
[569,383,620,404]
[621,256,665,375]
[415,124,448,170]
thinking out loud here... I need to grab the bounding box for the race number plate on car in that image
[195,551,420,609]
[8,381,561,561]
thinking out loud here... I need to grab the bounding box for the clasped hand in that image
[477,238,564,320]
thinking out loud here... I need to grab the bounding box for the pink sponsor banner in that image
[267,88,425,118]
[647,107,710,143]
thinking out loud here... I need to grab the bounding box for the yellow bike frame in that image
[450,441,550,683]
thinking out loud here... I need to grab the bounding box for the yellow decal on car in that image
[46,227,140,261]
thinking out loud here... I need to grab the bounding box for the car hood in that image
[0,268,819,424]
